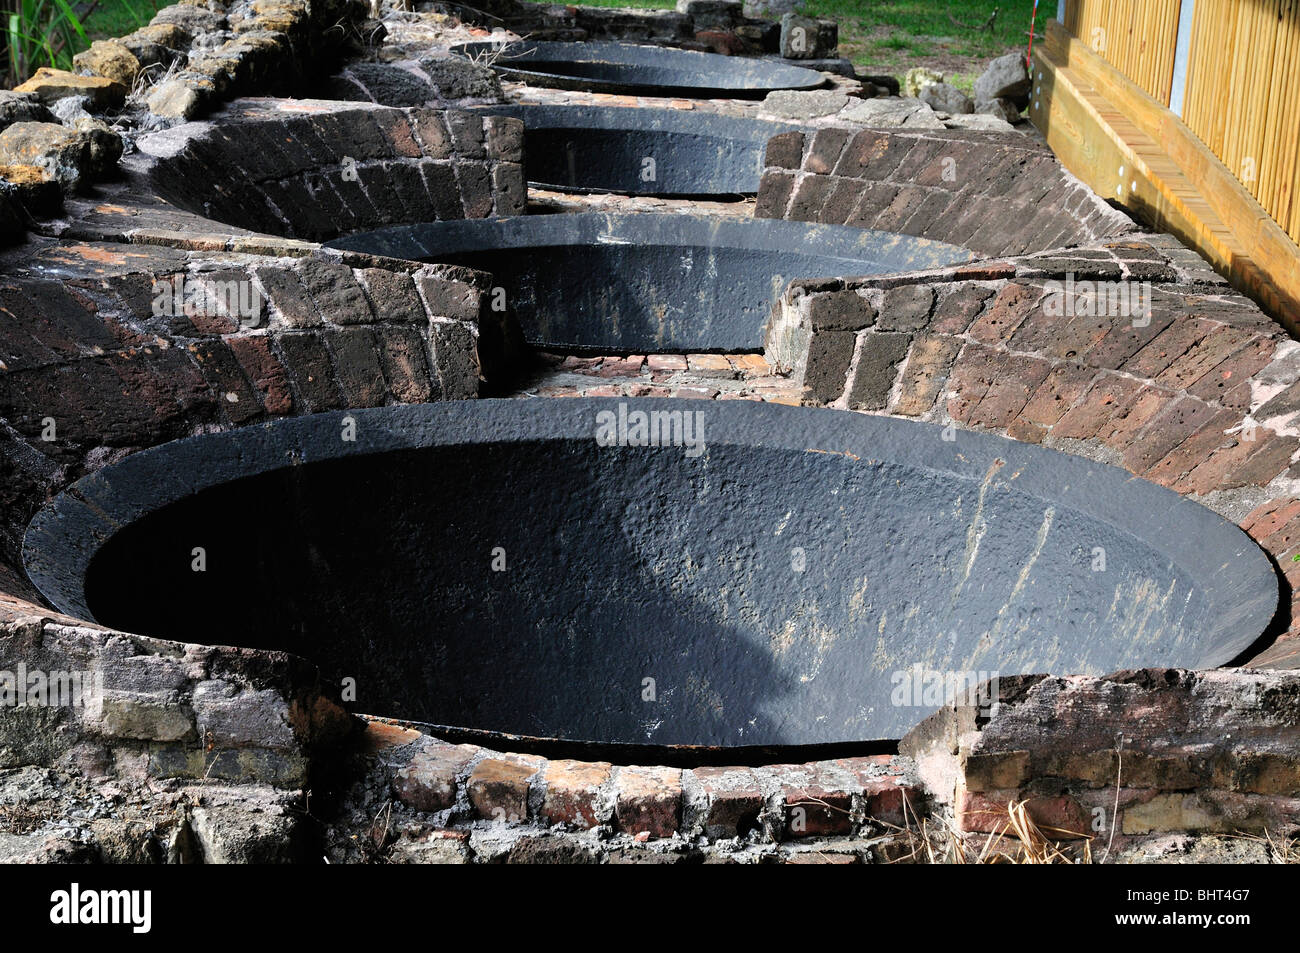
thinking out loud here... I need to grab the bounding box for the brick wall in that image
[903,669,1300,845]
[756,127,1136,257]
[0,243,521,573]
[132,99,526,242]
[771,233,1300,669]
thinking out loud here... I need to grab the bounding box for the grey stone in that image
[389,832,472,863]
[0,832,96,864]
[840,96,944,129]
[97,694,195,742]
[943,113,1018,134]
[191,680,296,750]
[974,52,1031,108]
[0,120,122,191]
[677,0,742,30]
[71,38,142,88]
[329,63,434,107]
[150,2,227,39]
[414,55,504,104]
[743,0,803,17]
[0,766,60,803]
[146,79,205,120]
[779,13,837,59]
[918,82,973,115]
[187,785,303,863]
[91,818,163,863]
[761,88,849,119]
[119,30,181,70]
[1116,833,1274,865]
[100,650,189,696]
[49,96,92,125]
[0,91,54,129]
[977,96,1024,123]
[73,118,123,177]
[847,332,911,410]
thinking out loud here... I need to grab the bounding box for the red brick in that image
[1261,515,1300,557]
[375,325,434,404]
[1007,418,1046,443]
[1040,312,1118,361]
[805,128,851,175]
[966,282,1038,344]
[966,354,1051,430]
[692,766,765,839]
[541,759,612,828]
[188,340,262,425]
[958,790,1091,839]
[953,261,1016,281]
[1020,364,1096,427]
[1187,336,1276,406]
[468,756,542,823]
[1242,498,1300,539]
[646,354,687,372]
[893,334,960,417]
[1120,398,1223,474]
[362,720,423,753]
[862,779,915,827]
[833,756,922,827]
[615,765,682,839]
[833,754,900,776]
[597,355,644,378]
[1120,318,1213,379]
[944,342,1003,423]
[226,334,293,415]
[782,781,853,837]
[1283,556,1300,588]
[1143,408,1240,486]
[377,113,422,158]
[1095,384,1175,450]
[391,741,477,813]
[1155,325,1256,392]
[1050,375,1142,440]
[731,353,773,376]
[1081,306,1175,370]
[687,353,736,378]
[931,283,993,335]
[1179,432,1295,495]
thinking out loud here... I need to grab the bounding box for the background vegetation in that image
[536,0,1039,90]
[4,1,1039,92]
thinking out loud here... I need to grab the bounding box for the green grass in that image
[72,0,1037,94]
[522,0,1040,91]
[79,0,174,42]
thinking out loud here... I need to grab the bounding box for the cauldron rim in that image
[23,398,1279,676]
[449,40,830,98]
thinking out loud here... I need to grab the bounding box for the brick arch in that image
[129,98,526,242]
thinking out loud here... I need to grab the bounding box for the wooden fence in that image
[1059,0,1300,245]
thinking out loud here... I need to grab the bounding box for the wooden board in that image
[1033,19,1300,330]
